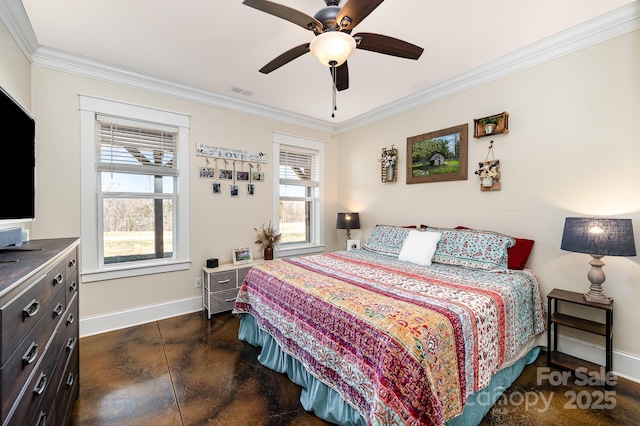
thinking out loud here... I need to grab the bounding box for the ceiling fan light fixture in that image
[309,31,356,67]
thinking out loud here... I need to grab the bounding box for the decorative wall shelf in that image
[473,112,509,138]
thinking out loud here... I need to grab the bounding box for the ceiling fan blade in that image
[336,0,385,31]
[333,61,349,91]
[353,32,424,60]
[243,0,322,32]
[259,43,310,74]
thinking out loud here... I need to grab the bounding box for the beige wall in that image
[337,30,640,356]
[0,19,30,107]
[29,67,337,319]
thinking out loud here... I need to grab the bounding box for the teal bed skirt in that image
[238,313,540,426]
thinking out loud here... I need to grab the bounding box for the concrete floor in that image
[70,311,640,425]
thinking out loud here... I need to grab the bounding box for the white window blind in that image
[96,118,178,177]
[279,148,318,185]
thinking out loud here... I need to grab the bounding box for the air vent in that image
[229,86,253,97]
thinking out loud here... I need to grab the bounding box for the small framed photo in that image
[199,167,216,178]
[252,171,265,182]
[232,247,253,265]
[212,182,221,194]
[247,183,255,195]
[230,184,239,197]
[236,171,249,181]
[347,239,361,251]
[219,169,233,180]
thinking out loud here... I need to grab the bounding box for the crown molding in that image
[2,1,638,134]
[0,0,39,58]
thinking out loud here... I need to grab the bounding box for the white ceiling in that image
[17,0,635,126]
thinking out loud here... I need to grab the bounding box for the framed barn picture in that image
[406,124,468,184]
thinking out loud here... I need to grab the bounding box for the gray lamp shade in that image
[336,212,360,230]
[560,217,636,257]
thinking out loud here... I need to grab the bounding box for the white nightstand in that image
[202,259,265,319]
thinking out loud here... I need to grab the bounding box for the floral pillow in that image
[426,228,515,270]
[362,225,413,257]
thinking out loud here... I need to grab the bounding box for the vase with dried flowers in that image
[475,160,500,187]
[379,145,398,182]
[254,221,281,260]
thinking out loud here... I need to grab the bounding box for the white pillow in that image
[398,230,442,266]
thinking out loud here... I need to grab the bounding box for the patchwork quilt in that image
[233,250,545,426]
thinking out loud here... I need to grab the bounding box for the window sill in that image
[81,259,191,283]
[276,244,325,258]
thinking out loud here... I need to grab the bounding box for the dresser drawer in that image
[0,259,66,365]
[65,269,78,308]
[6,327,60,426]
[209,288,240,313]
[53,293,78,369]
[55,341,79,426]
[65,248,78,281]
[207,271,238,292]
[0,287,65,420]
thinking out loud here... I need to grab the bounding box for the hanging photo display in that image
[197,145,267,196]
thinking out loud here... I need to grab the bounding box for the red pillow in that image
[508,238,535,270]
[455,226,534,270]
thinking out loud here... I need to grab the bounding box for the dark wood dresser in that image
[0,238,80,426]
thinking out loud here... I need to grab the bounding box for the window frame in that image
[80,95,190,282]
[273,132,325,256]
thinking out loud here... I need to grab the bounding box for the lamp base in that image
[584,279,613,305]
[584,254,612,305]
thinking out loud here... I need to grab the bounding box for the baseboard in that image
[79,296,203,337]
[554,332,640,384]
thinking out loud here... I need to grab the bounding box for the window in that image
[80,95,190,282]
[273,133,324,255]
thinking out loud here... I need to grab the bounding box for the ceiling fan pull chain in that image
[330,61,337,118]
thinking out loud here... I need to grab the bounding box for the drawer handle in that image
[69,281,78,292]
[33,372,48,396]
[225,297,237,303]
[53,303,64,317]
[53,273,63,286]
[67,313,75,325]
[22,341,39,366]
[23,299,40,319]
[66,372,75,387]
[66,337,76,352]
[35,410,46,426]
[217,279,231,284]
[69,258,77,267]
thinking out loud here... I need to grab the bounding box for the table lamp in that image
[560,217,636,304]
[336,212,360,240]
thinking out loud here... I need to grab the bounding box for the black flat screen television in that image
[0,85,35,221]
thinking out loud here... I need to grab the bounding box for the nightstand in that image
[547,288,613,386]
[202,260,264,319]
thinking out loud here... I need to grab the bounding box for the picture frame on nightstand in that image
[232,247,253,265]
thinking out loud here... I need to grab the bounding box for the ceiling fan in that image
[243,0,424,95]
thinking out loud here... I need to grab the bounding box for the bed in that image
[232,225,546,425]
